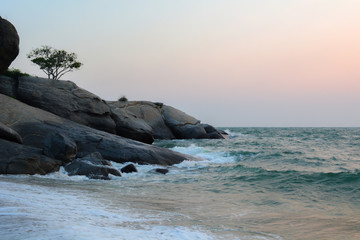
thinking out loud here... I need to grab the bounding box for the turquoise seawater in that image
[1,128,360,239]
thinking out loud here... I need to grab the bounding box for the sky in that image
[1,0,360,127]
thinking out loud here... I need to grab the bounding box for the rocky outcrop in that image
[0,75,116,134]
[0,139,61,175]
[0,93,193,166]
[0,17,19,73]
[0,76,225,143]
[64,152,121,180]
[108,101,225,140]
[0,122,23,144]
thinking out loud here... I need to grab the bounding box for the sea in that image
[1,128,360,240]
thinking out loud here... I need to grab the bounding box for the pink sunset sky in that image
[2,0,360,127]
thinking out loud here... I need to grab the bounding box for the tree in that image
[27,46,82,80]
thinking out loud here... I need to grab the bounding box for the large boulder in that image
[0,76,116,134]
[0,93,193,166]
[43,132,77,164]
[108,101,174,141]
[161,105,208,139]
[0,122,23,144]
[64,152,121,180]
[124,102,175,139]
[0,139,61,175]
[0,17,19,73]
[108,101,154,144]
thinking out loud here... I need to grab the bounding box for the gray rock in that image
[162,105,199,126]
[108,101,175,141]
[217,129,230,139]
[0,76,116,134]
[109,101,225,140]
[150,168,169,175]
[206,131,225,139]
[170,124,208,139]
[121,163,138,173]
[161,105,220,139]
[201,124,218,134]
[0,17,19,73]
[0,75,225,142]
[0,75,17,96]
[43,132,77,164]
[201,124,225,139]
[0,93,193,166]
[108,101,154,144]
[64,152,121,180]
[0,139,61,175]
[0,122,22,144]
[126,102,175,139]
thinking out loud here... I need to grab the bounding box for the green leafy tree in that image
[27,46,82,80]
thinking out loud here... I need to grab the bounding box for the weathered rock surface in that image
[108,101,154,144]
[0,75,16,96]
[64,152,121,180]
[0,75,116,134]
[108,101,225,140]
[201,124,226,139]
[0,139,61,175]
[0,93,193,166]
[0,122,23,144]
[120,163,138,173]
[0,17,19,73]
[123,101,175,139]
[0,76,225,143]
[43,132,77,164]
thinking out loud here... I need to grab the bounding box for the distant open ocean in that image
[1,128,360,240]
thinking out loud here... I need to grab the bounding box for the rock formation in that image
[0,122,23,144]
[0,93,193,168]
[0,75,116,134]
[0,17,19,73]
[108,101,226,141]
[0,17,227,178]
[43,132,77,163]
[0,76,226,144]
[0,139,61,175]
[64,152,121,180]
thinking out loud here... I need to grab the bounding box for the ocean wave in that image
[223,129,246,138]
[0,179,218,240]
[170,144,237,168]
[229,164,360,185]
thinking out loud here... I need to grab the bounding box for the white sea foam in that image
[224,129,245,138]
[0,179,216,240]
[170,144,236,168]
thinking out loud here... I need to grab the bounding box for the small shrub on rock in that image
[118,96,128,102]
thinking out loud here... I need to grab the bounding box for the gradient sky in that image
[2,0,360,127]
